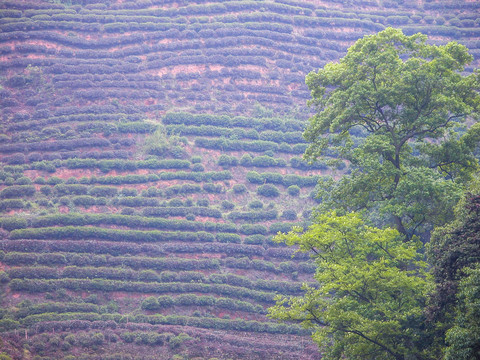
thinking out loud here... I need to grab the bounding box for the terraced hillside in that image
[0,0,479,359]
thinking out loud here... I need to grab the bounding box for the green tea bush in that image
[191,156,202,164]
[218,154,238,168]
[287,185,300,196]
[0,217,27,231]
[0,185,35,198]
[281,209,297,220]
[244,234,265,245]
[191,163,205,172]
[248,200,263,209]
[0,199,27,211]
[239,224,268,235]
[232,184,247,194]
[257,184,280,197]
[216,233,241,243]
[203,183,223,193]
[197,199,209,207]
[72,196,97,207]
[221,200,235,210]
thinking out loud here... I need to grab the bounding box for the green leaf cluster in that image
[304,27,480,239]
[269,211,437,359]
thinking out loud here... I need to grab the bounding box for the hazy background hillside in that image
[0,0,479,359]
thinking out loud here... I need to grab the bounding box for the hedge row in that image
[9,226,219,243]
[141,294,265,314]
[7,113,144,132]
[1,222,296,248]
[3,252,220,271]
[142,206,222,219]
[10,278,277,303]
[0,185,36,199]
[55,171,232,185]
[163,112,303,132]
[5,149,136,166]
[8,266,302,294]
[1,213,235,232]
[0,199,28,212]
[227,210,278,222]
[1,236,305,262]
[15,302,100,319]
[18,311,306,335]
[0,137,111,153]
[32,158,192,172]
[246,171,319,187]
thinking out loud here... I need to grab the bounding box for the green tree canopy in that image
[427,191,480,322]
[268,211,438,360]
[304,27,480,240]
[444,266,480,360]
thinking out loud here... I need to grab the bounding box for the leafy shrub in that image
[203,183,223,193]
[3,153,26,165]
[257,184,280,197]
[121,188,137,196]
[168,198,184,207]
[72,196,97,207]
[0,185,35,199]
[228,210,278,222]
[54,184,88,196]
[169,333,193,349]
[142,187,161,197]
[34,177,46,185]
[141,296,160,310]
[287,185,300,196]
[116,197,158,207]
[281,209,298,220]
[191,156,202,164]
[290,157,328,170]
[0,270,10,283]
[88,186,118,197]
[244,234,265,245]
[191,163,205,172]
[232,184,247,194]
[15,177,32,185]
[157,296,174,308]
[269,222,297,234]
[0,319,19,332]
[0,199,27,211]
[248,200,264,209]
[251,155,284,167]
[240,224,268,235]
[218,154,238,168]
[221,200,235,210]
[240,154,253,166]
[216,233,241,243]
[165,184,201,196]
[46,177,63,185]
[121,208,135,215]
[197,199,209,207]
[0,217,27,231]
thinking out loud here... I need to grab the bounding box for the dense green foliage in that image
[305,27,480,240]
[269,212,437,359]
[1,0,480,358]
[269,28,480,360]
[444,266,480,359]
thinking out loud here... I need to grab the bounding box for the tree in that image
[427,192,480,322]
[268,211,439,360]
[425,190,480,356]
[444,266,480,360]
[304,27,480,240]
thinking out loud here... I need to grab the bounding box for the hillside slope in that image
[0,0,479,359]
